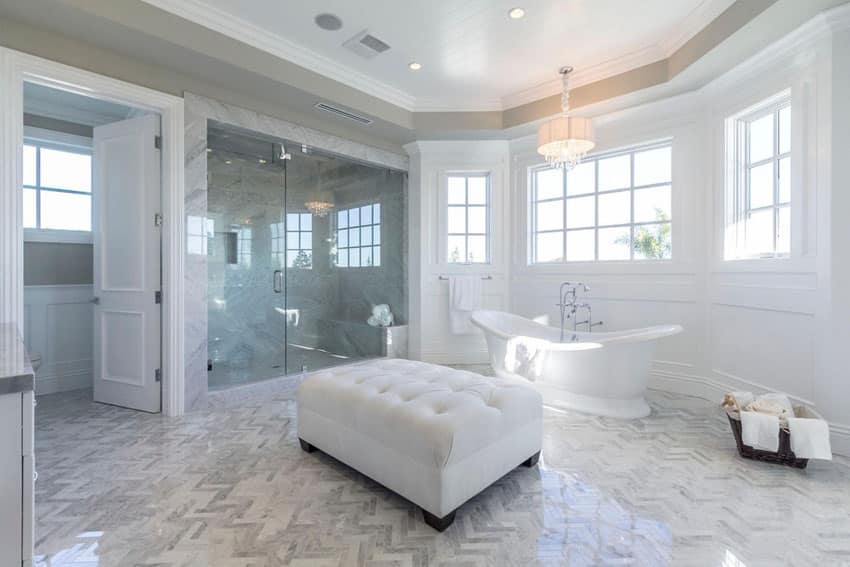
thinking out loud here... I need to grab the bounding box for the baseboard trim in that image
[650,369,850,457]
[35,370,92,395]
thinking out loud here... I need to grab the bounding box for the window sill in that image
[515,258,697,276]
[24,229,92,244]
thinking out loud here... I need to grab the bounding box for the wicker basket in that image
[724,406,811,469]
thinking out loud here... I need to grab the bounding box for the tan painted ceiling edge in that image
[421,0,778,131]
[59,0,776,134]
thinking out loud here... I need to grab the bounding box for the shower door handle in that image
[273,270,283,293]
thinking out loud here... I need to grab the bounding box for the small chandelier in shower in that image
[305,200,334,217]
[537,66,595,170]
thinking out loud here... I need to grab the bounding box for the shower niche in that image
[205,123,406,389]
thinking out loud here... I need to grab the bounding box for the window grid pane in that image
[446,175,490,264]
[335,203,381,268]
[286,213,313,269]
[22,142,93,232]
[737,100,791,258]
[532,142,672,263]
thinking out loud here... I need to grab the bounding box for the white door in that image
[92,114,162,413]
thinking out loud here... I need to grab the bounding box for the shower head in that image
[278,144,291,161]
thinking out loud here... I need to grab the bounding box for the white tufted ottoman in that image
[296,358,542,531]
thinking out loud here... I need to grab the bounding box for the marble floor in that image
[33,370,850,567]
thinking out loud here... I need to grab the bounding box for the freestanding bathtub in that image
[471,310,682,418]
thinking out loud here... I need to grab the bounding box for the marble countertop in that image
[0,323,34,395]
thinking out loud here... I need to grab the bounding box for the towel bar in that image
[438,275,492,280]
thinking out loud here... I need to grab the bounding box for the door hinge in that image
[154,135,162,150]
[154,368,162,382]
[154,213,163,227]
[155,290,162,304]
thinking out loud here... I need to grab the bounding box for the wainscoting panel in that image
[24,285,94,394]
[708,303,816,403]
[419,282,506,364]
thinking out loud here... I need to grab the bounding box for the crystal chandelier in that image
[537,66,595,170]
[304,200,334,217]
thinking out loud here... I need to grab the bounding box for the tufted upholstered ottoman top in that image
[297,358,542,469]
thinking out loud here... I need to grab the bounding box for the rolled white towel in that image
[740,410,780,452]
[747,393,794,419]
[788,417,832,460]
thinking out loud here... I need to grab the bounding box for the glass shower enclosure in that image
[206,123,406,389]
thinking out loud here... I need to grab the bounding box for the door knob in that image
[91,297,100,304]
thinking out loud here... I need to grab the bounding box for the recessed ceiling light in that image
[408,62,422,71]
[314,13,343,31]
[508,7,525,19]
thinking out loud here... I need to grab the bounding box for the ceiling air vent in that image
[343,30,391,59]
[314,102,374,126]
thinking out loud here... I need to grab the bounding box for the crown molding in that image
[703,2,850,96]
[500,45,667,109]
[139,0,735,114]
[659,0,738,55]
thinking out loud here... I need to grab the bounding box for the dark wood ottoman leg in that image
[299,438,317,453]
[522,451,540,467]
[423,509,456,532]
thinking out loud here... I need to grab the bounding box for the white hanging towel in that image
[740,410,780,452]
[448,275,482,335]
[787,417,832,460]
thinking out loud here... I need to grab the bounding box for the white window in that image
[187,216,214,256]
[447,174,490,263]
[531,142,672,263]
[23,141,92,232]
[285,213,313,268]
[725,93,791,259]
[335,203,381,268]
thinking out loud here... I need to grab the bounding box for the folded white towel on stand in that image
[448,276,482,335]
[741,411,780,452]
[788,417,832,460]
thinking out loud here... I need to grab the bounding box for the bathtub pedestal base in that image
[535,383,651,419]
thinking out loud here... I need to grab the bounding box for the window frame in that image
[529,140,673,264]
[22,134,93,244]
[334,202,381,269]
[446,173,491,265]
[726,93,791,260]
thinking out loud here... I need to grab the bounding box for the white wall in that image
[23,285,94,394]
[406,8,850,454]
[405,141,510,364]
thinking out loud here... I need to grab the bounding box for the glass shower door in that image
[282,148,337,373]
[206,125,288,388]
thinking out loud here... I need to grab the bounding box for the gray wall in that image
[0,6,410,154]
[24,242,92,286]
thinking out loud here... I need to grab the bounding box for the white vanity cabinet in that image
[0,391,34,567]
[0,324,36,567]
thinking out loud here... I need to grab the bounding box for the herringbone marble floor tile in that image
[32,375,850,567]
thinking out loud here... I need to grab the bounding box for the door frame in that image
[0,47,186,416]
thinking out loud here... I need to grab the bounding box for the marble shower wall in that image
[183,93,408,410]
[332,168,407,326]
[183,106,209,411]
